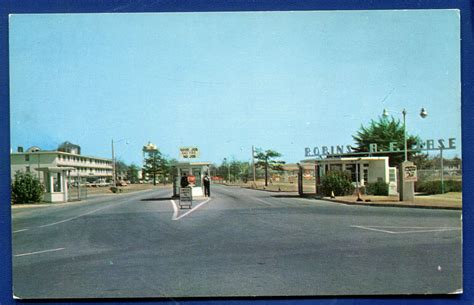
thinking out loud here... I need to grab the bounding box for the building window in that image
[389,168,396,182]
[363,169,369,182]
[25,155,29,161]
[329,164,343,171]
[345,164,356,182]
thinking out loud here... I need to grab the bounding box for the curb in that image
[321,198,462,211]
[241,186,298,193]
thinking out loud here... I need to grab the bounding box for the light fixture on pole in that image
[382,107,428,162]
[112,138,130,187]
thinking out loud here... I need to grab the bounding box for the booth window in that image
[193,168,202,186]
[53,173,61,192]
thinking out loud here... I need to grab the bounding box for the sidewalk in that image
[320,193,462,210]
[11,184,166,209]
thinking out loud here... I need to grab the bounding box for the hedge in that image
[320,171,354,196]
[365,181,389,196]
[415,180,462,194]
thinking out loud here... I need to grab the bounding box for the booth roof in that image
[35,166,76,172]
[173,162,211,167]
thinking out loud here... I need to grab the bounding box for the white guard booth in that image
[172,162,210,198]
[36,166,75,203]
[300,157,398,196]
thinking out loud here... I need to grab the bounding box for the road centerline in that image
[13,229,29,233]
[14,248,65,257]
[351,225,462,234]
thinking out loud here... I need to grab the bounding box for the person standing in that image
[180,173,189,188]
[203,173,211,197]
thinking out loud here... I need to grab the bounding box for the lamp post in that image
[112,138,129,187]
[382,107,428,161]
[252,146,256,184]
[382,107,428,201]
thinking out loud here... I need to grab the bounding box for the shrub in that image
[416,180,462,194]
[320,171,355,196]
[110,186,123,193]
[366,181,389,196]
[446,180,462,192]
[11,171,44,204]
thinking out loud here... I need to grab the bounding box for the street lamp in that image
[112,138,129,187]
[382,107,428,162]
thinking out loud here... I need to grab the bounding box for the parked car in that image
[97,181,109,187]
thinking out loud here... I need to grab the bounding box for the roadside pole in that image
[112,139,116,188]
[252,146,256,185]
[440,148,445,194]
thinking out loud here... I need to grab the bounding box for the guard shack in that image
[298,157,398,197]
[36,166,75,203]
[172,162,211,198]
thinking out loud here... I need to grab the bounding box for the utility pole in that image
[112,139,116,187]
[252,146,256,184]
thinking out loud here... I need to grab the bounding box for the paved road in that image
[12,185,462,298]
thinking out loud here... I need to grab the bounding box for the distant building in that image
[11,145,113,184]
[58,141,81,155]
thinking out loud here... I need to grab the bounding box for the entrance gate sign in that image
[179,187,192,209]
[180,147,200,159]
[404,165,418,182]
[304,138,456,158]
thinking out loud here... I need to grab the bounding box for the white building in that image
[300,156,398,195]
[11,146,113,184]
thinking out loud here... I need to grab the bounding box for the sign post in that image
[179,186,193,209]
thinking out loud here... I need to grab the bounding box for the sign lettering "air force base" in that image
[305,138,456,158]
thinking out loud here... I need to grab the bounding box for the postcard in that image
[9,9,462,299]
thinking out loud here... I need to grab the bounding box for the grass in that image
[77,183,169,195]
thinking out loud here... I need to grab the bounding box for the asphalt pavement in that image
[12,184,462,299]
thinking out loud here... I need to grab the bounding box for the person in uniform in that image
[180,173,189,188]
[203,173,211,197]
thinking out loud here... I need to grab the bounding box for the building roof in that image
[11,150,112,162]
[301,156,389,164]
[173,162,211,167]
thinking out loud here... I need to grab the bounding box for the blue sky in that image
[9,10,461,165]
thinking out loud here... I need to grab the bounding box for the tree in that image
[11,171,45,204]
[254,148,285,186]
[352,116,423,167]
[126,164,140,184]
[142,150,167,185]
[115,160,128,182]
[218,159,231,182]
